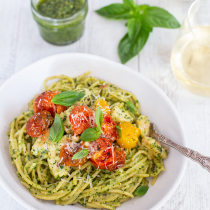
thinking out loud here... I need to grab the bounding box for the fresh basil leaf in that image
[135,186,149,196]
[137,4,149,12]
[118,26,151,64]
[123,0,136,9]
[127,18,141,42]
[115,126,121,138]
[126,101,136,113]
[72,149,89,160]
[143,7,180,29]
[80,127,102,142]
[95,4,133,20]
[51,91,85,106]
[49,114,64,142]
[96,106,103,129]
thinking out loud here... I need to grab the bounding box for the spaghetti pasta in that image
[8,72,168,210]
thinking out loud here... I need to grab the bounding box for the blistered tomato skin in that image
[88,138,115,170]
[95,99,111,115]
[108,146,126,170]
[101,114,118,142]
[60,141,87,167]
[33,91,66,116]
[117,122,141,149]
[56,104,67,114]
[26,110,53,137]
[69,105,95,135]
[88,138,126,171]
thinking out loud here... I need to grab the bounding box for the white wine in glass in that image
[171,0,210,96]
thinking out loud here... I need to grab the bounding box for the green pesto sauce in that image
[32,0,88,45]
[37,0,84,19]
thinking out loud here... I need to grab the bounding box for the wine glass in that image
[171,0,210,96]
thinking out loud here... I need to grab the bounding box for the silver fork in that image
[150,123,210,173]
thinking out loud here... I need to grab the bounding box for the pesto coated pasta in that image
[8,72,168,210]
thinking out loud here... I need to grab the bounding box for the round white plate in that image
[0,53,187,210]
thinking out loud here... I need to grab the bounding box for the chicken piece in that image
[142,137,168,177]
[142,137,168,160]
[47,135,71,179]
[136,115,150,137]
[58,106,75,134]
[110,102,134,124]
[31,130,50,159]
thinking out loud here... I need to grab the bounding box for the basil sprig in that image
[80,127,102,142]
[115,125,121,138]
[51,91,85,106]
[72,149,89,160]
[96,0,180,64]
[126,101,136,114]
[49,114,64,142]
[80,106,103,141]
[135,186,149,196]
[95,106,103,129]
[95,3,133,20]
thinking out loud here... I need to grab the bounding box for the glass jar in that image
[31,0,88,46]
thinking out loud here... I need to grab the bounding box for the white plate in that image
[0,53,187,210]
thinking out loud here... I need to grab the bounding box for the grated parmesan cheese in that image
[92,92,100,100]
[58,157,63,166]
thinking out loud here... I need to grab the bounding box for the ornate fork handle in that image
[150,124,210,173]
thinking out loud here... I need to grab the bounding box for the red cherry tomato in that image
[60,141,87,167]
[101,114,118,142]
[88,138,115,170]
[26,110,53,137]
[69,105,95,135]
[88,139,126,171]
[108,146,126,170]
[33,91,66,116]
[57,105,67,114]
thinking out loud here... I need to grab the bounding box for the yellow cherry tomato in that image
[95,99,111,115]
[117,122,141,149]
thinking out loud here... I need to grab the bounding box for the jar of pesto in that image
[31,0,88,45]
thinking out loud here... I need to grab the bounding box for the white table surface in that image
[0,0,210,210]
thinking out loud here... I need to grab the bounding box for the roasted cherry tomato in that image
[88,138,126,171]
[101,114,118,142]
[69,105,95,135]
[33,90,66,116]
[117,122,141,149]
[88,138,115,170]
[56,104,67,114]
[109,146,126,170]
[60,141,87,167]
[95,99,111,115]
[26,110,53,137]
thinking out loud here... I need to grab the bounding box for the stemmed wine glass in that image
[171,0,210,96]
